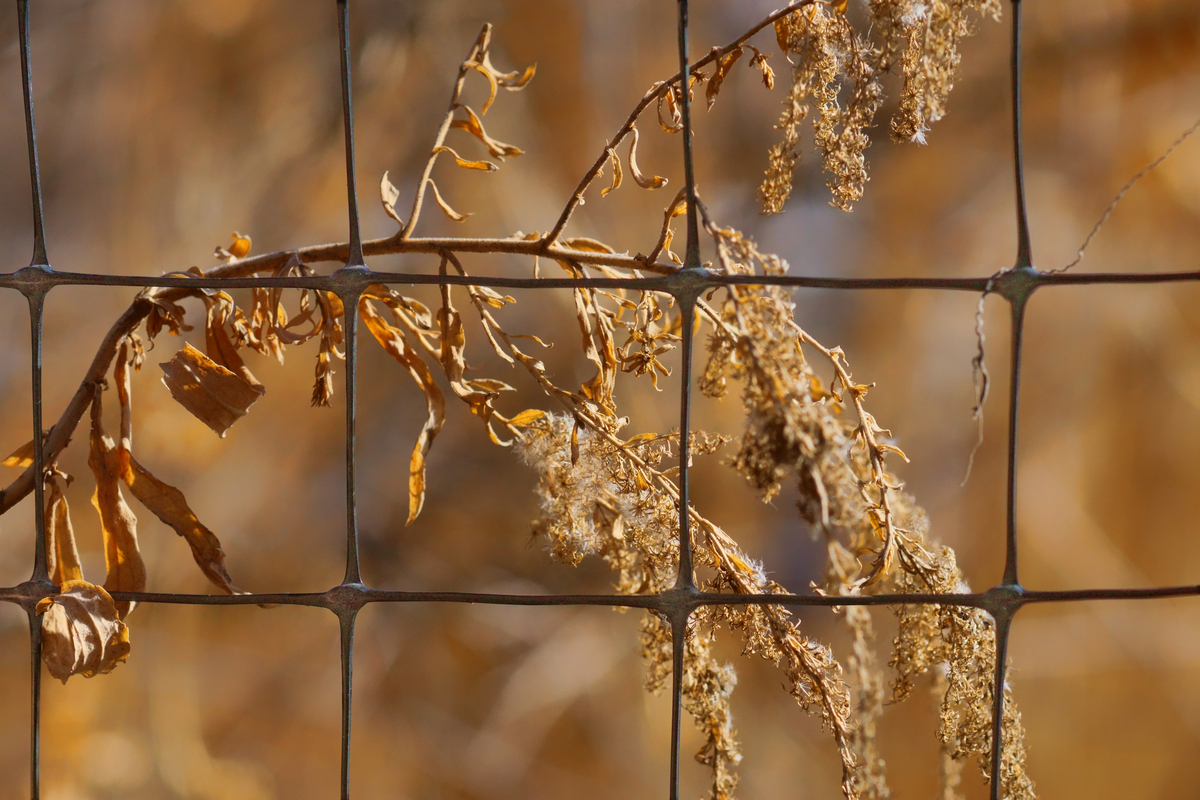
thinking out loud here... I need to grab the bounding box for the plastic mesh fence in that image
[3,1,1199,798]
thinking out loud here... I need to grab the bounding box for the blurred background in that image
[1,0,1200,797]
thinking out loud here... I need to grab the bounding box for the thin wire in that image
[960,271,1002,488]
[1051,115,1200,274]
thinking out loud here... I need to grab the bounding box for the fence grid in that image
[3,1,1198,798]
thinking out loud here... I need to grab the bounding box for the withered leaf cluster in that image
[5,340,242,682]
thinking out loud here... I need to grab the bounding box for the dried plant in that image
[759,0,1000,213]
[1,5,1044,799]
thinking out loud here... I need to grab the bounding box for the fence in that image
[3,0,1199,798]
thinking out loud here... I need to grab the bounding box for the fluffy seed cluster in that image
[759,0,999,213]
[506,219,1035,800]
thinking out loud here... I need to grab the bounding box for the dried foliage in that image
[757,0,1000,212]
[36,580,130,684]
[1,5,1039,798]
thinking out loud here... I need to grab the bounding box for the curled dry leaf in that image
[628,126,668,190]
[88,392,145,619]
[228,232,252,259]
[426,179,469,222]
[204,295,265,395]
[746,45,774,90]
[359,296,447,524]
[37,580,130,684]
[159,342,262,438]
[656,83,684,133]
[45,474,83,586]
[451,105,524,160]
[465,24,535,115]
[433,144,499,172]
[600,147,622,198]
[122,456,241,594]
[380,171,404,225]
[705,46,744,110]
[141,289,192,347]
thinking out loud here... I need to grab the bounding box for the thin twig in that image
[544,0,817,245]
[1052,115,1200,274]
[646,187,688,265]
[960,270,1002,488]
[400,25,492,239]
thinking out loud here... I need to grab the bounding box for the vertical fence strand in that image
[340,285,363,587]
[1002,295,1026,587]
[987,611,1014,799]
[337,0,365,268]
[17,0,48,268]
[1009,0,1032,269]
[675,0,702,270]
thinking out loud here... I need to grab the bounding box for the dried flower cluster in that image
[757,0,1000,212]
[0,6,1033,799]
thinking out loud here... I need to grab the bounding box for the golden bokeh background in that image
[1,0,1199,798]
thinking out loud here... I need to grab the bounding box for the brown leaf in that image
[205,298,265,395]
[360,299,447,524]
[380,171,404,225]
[45,476,83,586]
[141,293,192,346]
[601,147,622,198]
[36,580,130,683]
[657,86,684,133]
[706,46,743,110]
[436,274,516,446]
[228,232,252,259]
[159,343,262,438]
[122,455,240,594]
[493,59,536,89]
[628,126,669,190]
[3,439,36,468]
[426,179,469,222]
[88,394,145,619]
[469,49,536,115]
[507,409,547,427]
[433,145,498,172]
[312,333,337,408]
[774,14,792,53]
[747,45,775,90]
[467,61,500,115]
[466,378,515,393]
[451,106,524,160]
[561,237,615,254]
[472,285,516,309]
[509,333,552,347]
